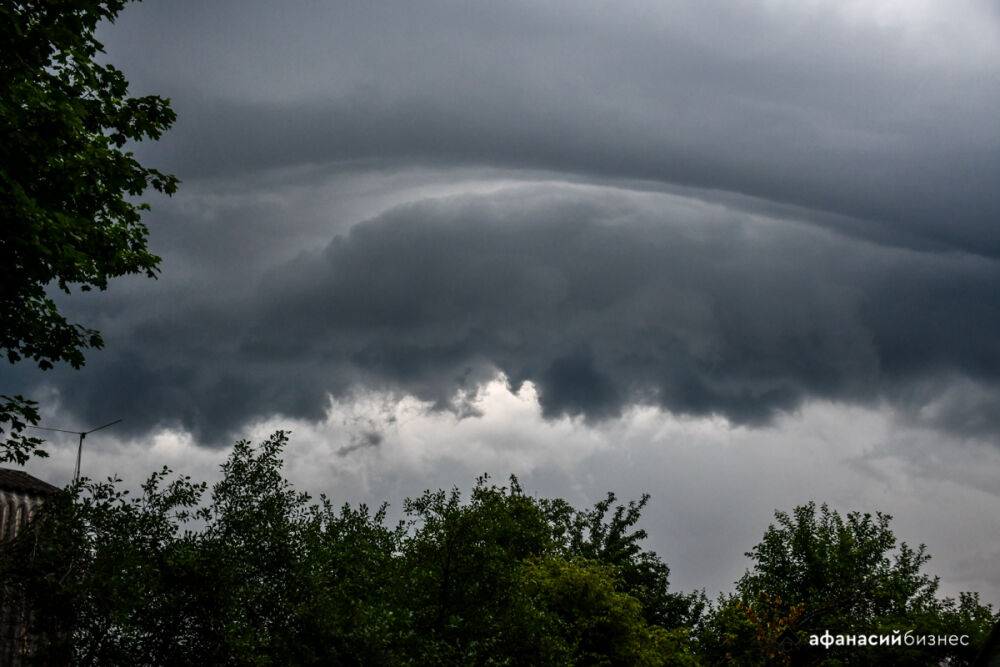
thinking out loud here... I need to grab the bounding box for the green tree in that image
[1,0,177,463]
[397,476,557,662]
[392,475,700,664]
[542,492,705,631]
[12,434,996,665]
[512,557,700,666]
[0,432,407,664]
[699,502,998,666]
[0,467,206,664]
[191,432,404,664]
[1,434,701,665]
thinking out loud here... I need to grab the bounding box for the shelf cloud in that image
[22,184,1000,442]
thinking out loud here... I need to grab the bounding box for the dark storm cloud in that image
[12,1,998,443]
[18,186,1000,442]
[104,0,1000,256]
[144,96,1000,257]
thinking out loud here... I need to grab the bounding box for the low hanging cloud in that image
[22,0,990,443]
[23,183,1000,443]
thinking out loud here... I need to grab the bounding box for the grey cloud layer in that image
[22,185,1000,441]
[107,0,1000,256]
[12,1,998,442]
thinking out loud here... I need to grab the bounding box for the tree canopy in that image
[1,0,176,463]
[699,502,996,665]
[1,432,994,665]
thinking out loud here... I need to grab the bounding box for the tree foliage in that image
[0,434,995,665]
[698,502,996,665]
[0,432,698,665]
[1,0,176,462]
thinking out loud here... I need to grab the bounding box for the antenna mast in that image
[29,419,122,483]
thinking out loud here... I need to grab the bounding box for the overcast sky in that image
[11,0,1000,603]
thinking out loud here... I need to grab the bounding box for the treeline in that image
[1,431,995,665]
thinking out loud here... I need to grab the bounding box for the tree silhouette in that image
[1,0,176,463]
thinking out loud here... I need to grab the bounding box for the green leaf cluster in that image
[1,0,177,460]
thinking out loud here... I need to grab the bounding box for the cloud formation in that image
[21,183,1000,442]
[108,0,1000,255]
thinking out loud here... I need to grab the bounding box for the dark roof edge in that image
[0,468,60,496]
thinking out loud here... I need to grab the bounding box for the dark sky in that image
[10,0,1000,602]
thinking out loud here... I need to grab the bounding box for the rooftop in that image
[0,468,59,496]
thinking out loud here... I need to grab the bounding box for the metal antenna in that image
[29,419,122,483]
